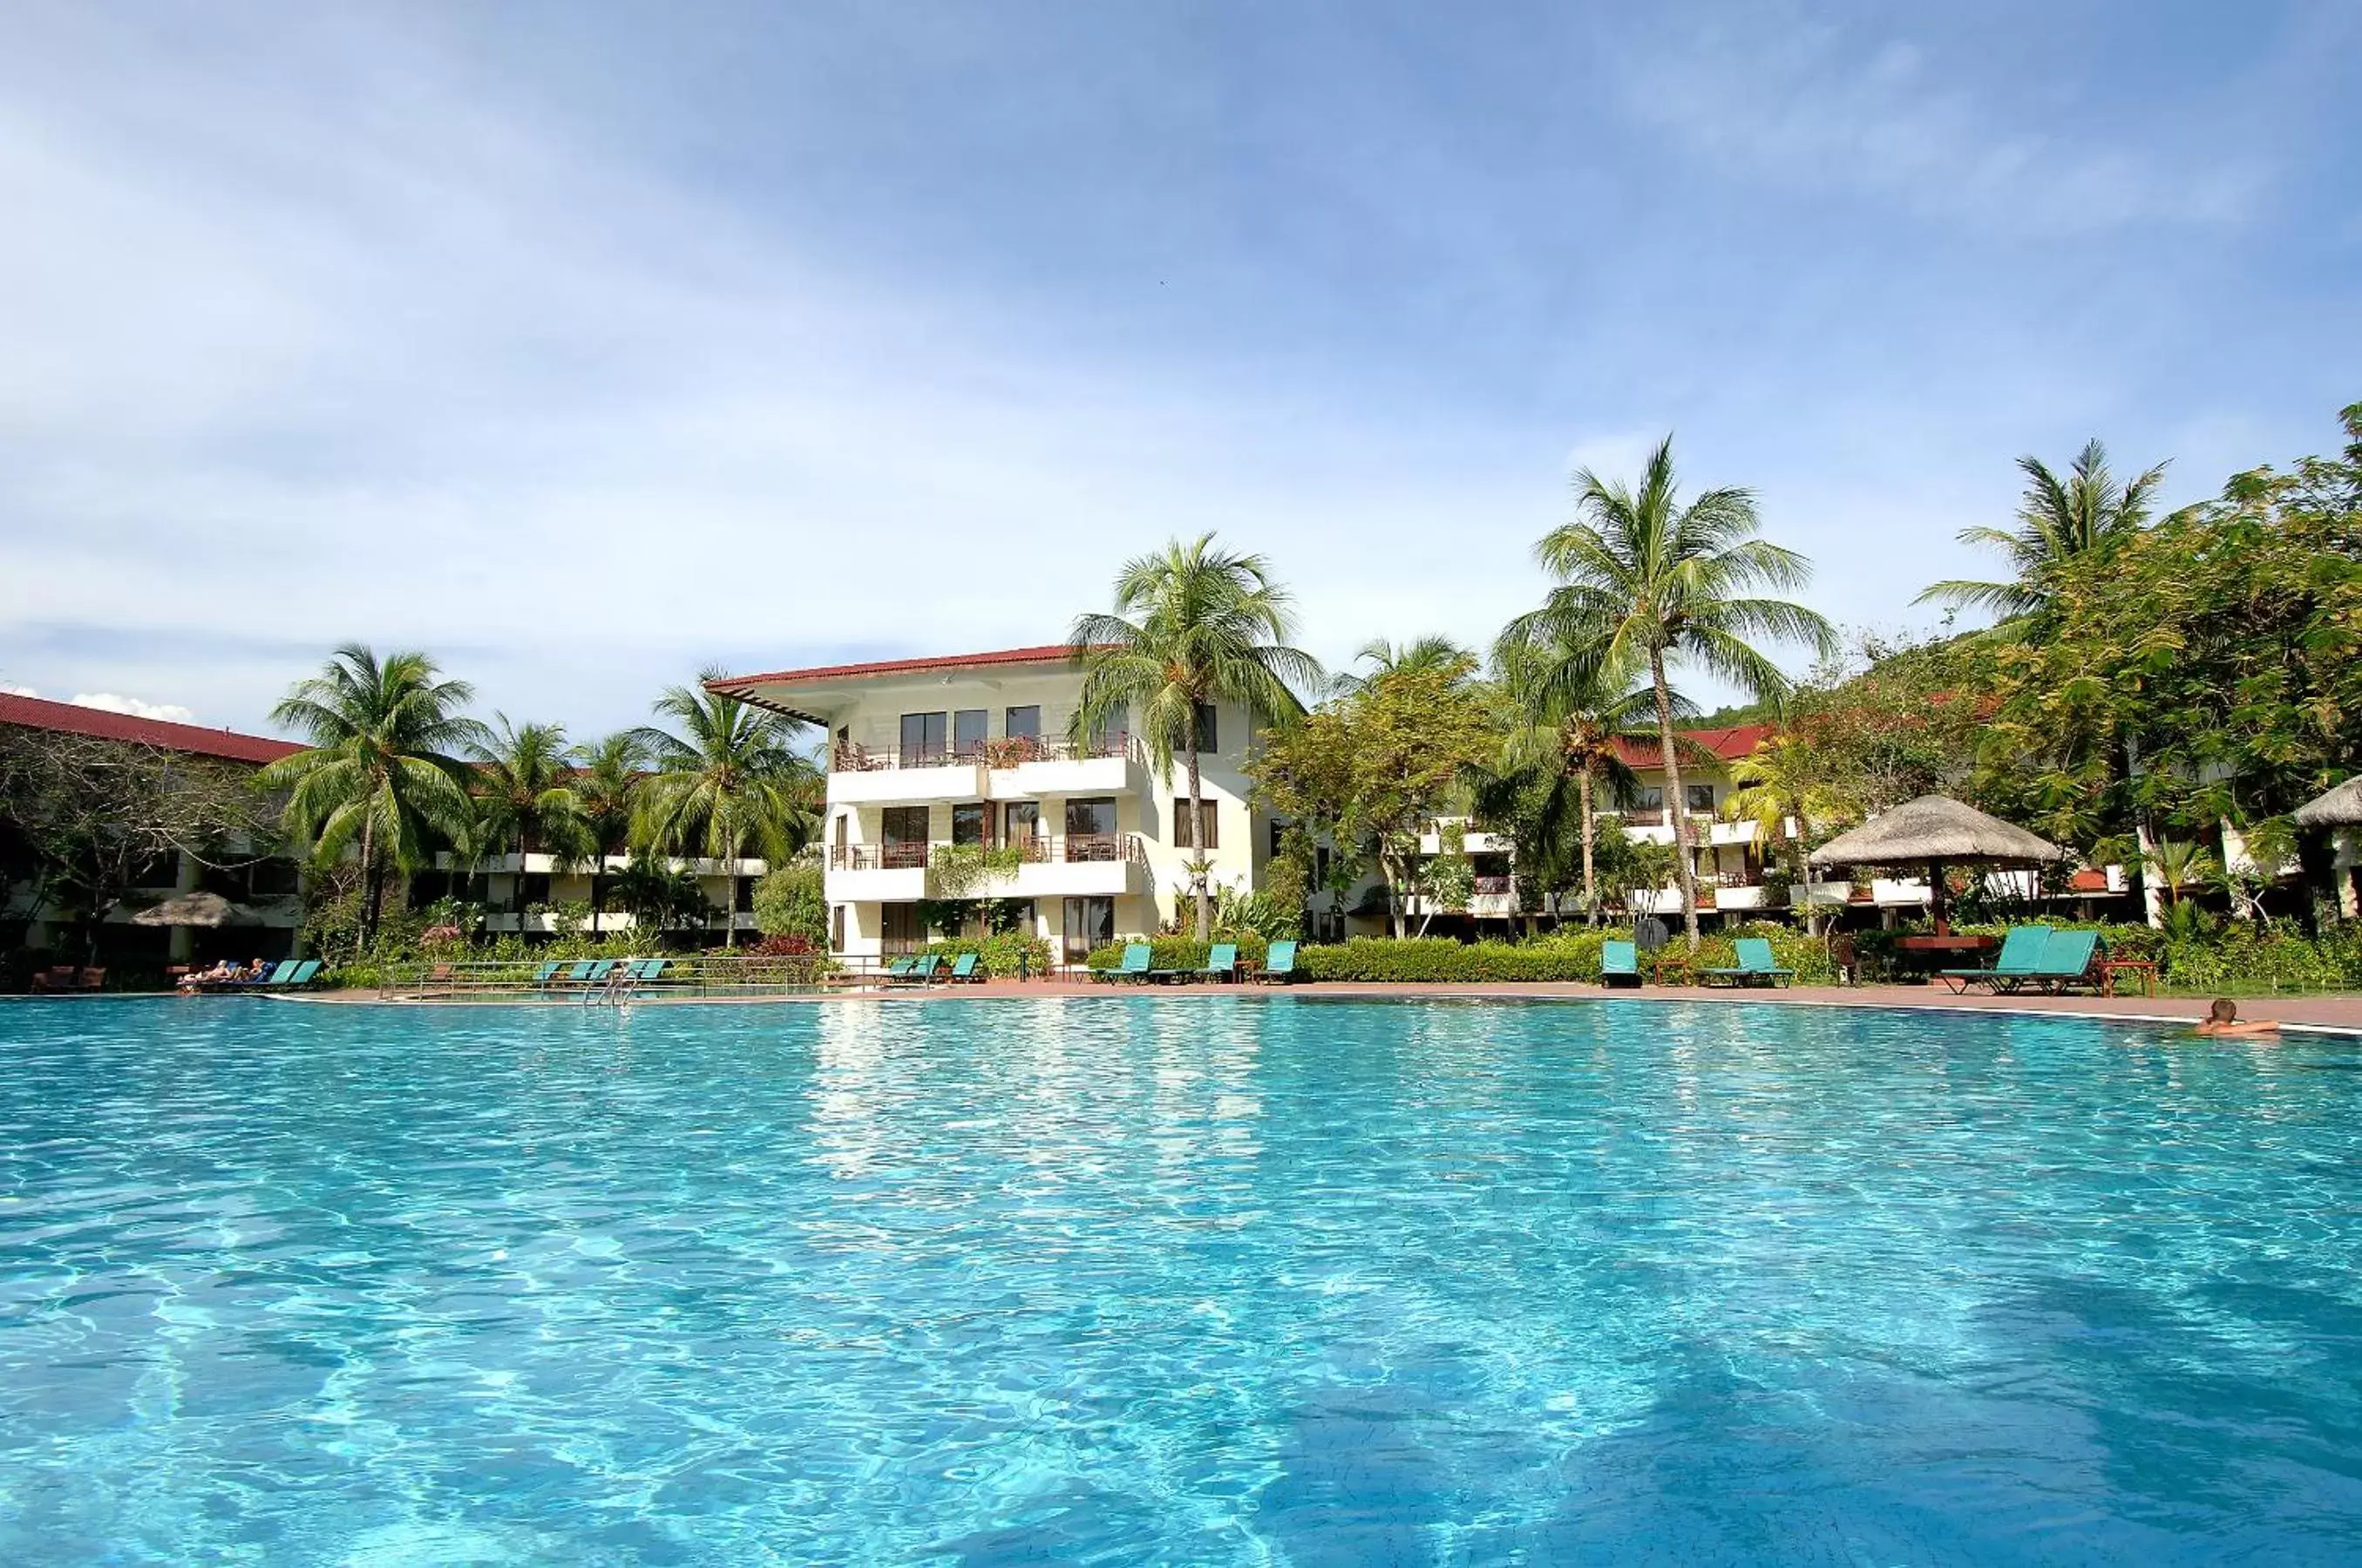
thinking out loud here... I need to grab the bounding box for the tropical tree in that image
[470,717,593,920]
[1917,439,2169,624]
[1507,437,1836,946]
[256,645,487,947]
[1488,631,1657,925]
[573,730,649,935]
[1069,533,1324,939]
[633,673,822,947]
[1331,635,1477,699]
[1721,732,1850,929]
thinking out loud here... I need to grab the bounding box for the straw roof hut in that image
[1811,795,2063,933]
[2292,777,2362,831]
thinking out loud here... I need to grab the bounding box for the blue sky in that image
[1,1,2356,736]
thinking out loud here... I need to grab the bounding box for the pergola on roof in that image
[2293,776,2362,830]
[1810,795,2064,868]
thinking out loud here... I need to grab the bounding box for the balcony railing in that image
[829,833,1147,872]
[832,732,1140,773]
[1472,874,1514,897]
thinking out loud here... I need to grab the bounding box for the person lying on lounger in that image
[180,960,240,989]
[2194,998,2279,1037]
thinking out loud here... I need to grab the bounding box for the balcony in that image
[827,733,1148,806]
[825,833,1150,903]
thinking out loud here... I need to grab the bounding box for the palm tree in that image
[1331,635,1476,699]
[258,645,488,947]
[633,673,821,947]
[2143,839,2219,910]
[1489,633,1658,925]
[1069,533,1324,940]
[1917,439,2168,623]
[470,717,593,925]
[1510,437,1836,947]
[573,730,649,936]
[1721,733,1850,932]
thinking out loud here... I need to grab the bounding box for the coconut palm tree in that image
[1488,634,1659,925]
[1721,732,1850,931]
[258,645,488,946]
[1509,437,1836,947]
[1069,533,1324,940]
[470,717,593,924]
[1331,635,1477,699]
[633,674,821,947]
[573,730,649,936]
[1917,439,2168,623]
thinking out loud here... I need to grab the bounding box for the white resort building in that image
[709,647,1278,963]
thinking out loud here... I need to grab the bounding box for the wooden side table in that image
[1651,951,1695,987]
[2100,959,2157,998]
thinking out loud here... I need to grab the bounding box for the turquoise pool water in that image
[3,995,2359,1564]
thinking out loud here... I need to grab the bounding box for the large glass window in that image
[1062,896,1114,962]
[1003,801,1041,847]
[1086,702,1128,755]
[953,709,988,758]
[882,805,929,868]
[1172,799,1219,849]
[1003,705,1041,742]
[899,711,947,766]
[1685,784,1715,811]
[952,802,988,845]
[1066,797,1118,860]
[1193,702,1218,755]
[882,902,924,954]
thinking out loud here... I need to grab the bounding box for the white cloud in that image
[0,682,37,697]
[68,692,199,723]
[1617,21,2264,234]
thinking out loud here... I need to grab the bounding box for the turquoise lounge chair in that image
[1093,942,1153,983]
[247,960,302,988]
[1599,940,1641,988]
[284,959,322,988]
[532,960,564,988]
[890,954,940,985]
[883,957,915,981]
[946,952,981,983]
[1937,925,2052,994]
[1702,937,1795,988]
[1255,940,1299,984]
[1195,943,1238,982]
[2014,928,2102,994]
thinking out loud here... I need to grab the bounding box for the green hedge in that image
[1850,919,2362,992]
[1081,935,1272,974]
[924,931,1056,979]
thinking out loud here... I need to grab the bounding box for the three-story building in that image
[709,647,1276,963]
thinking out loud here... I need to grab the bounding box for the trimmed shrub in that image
[925,930,1056,979]
[1082,935,1272,974]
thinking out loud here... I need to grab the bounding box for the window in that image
[1066,797,1118,860]
[899,710,947,766]
[1062,896,1114,962]
[1269,818,1286,858]
[519,872,553,906]
[1173,799,1219,849]
[1003,800,1040,846]
[882,805,929,868]
[882,902,924,955]
[1004,705,1041,742]
[952,802,988,845]
[1634,786,1665,811]
[954,709,988,758]
[1314,845,1331,886]
[831,904,845,953]
[1685,784,1715,811]
[1087,701,1128,754]
[1193,702,1218,755]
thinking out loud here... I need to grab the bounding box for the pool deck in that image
[289,979,2362,1034]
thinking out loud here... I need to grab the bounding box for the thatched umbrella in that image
[2293,777,2362,831]
[128,890,261,928]
[1809,795,2064,934]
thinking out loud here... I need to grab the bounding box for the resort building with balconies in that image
[709,647,1279,963]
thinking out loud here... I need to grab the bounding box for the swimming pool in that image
[3,995,2358,1563]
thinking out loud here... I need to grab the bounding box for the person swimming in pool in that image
[2194,998,2280,1037]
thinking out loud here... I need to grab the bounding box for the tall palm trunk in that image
[359,811,382,948]
[1648,648,1702,948]
[1577,764,1598,927]
[723,849,741,947]
[1185,734,1212,940]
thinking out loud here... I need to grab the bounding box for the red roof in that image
[708,644,1091,691]
[0,691,302,766]
[1611,723,1775,770]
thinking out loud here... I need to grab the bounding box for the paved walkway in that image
[304,978,2362,1034]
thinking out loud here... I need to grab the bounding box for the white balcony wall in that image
[829,763,987,807]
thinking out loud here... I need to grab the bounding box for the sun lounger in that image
[889,954,940,985]
[1093,942,1154,983]
[285,959,322,988]
[1599,940,1642,988]
[1193,942,1238,982]
[946,952,982,983]
[1254,940,1299,984]
[532,960,564,988]
[2011,928,2103,994]
[1936,925,2052,994]
[1701,937,1795,988]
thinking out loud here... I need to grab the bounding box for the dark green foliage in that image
[923,930,1056,978]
